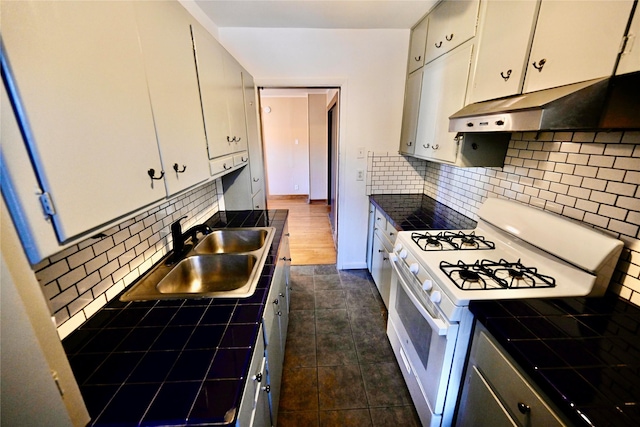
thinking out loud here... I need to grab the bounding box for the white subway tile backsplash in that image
[369,131,639,307]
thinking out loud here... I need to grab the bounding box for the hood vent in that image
[449,71,640,133]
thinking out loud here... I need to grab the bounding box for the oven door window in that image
[396,282,432,370]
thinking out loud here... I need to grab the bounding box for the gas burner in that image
[443,231,495,250]
[440,259,556,291]
[411,231,495,252]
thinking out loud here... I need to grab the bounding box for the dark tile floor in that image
[277,265,421,427]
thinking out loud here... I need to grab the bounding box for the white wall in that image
[218,28,409,268]
[261,96,310,196]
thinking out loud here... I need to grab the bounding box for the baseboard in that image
[268,195,308,201]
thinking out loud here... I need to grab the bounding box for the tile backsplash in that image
[34,179,223,338]
[368,131,640,306]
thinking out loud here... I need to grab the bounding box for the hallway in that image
[268,197,337,265]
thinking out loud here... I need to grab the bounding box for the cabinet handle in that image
[383,256,389,261]
[276,311,282,316]
[532,58,546,72]
[389,232,395,236]
[173,163,187,173]
[241,156,248,162]
[223,163,232,170]
[255,205,260,208]
[252,373,262,382]
[253,177,260,182]
[445,34,454,41]
[262,385,271,393]
[517,402,531,414]
[407,141,413,146]
[285,233,290,237]
[435,41,442,48]
[236,137,242,142]
[422,143,430,149]
[414,55,422,62]
[279,292,285,298]
[500,69,512,81]
[280,256,292,261]
[378,249,385,253]
[273,298,279,305]
[227,136,233,143]
[432,144,439,150]
[147,168,164,181]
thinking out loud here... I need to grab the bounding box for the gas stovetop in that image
[411,231,495,251]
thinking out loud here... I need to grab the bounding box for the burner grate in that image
[440,259,556,290]
[411,231,495,251]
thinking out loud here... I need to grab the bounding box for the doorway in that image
[258,87,340,264]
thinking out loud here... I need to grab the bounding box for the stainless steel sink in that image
[194,228,270,254]
[120,226,275,301]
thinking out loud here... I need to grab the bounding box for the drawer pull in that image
[445,33,454,41]
[517,402,531,414]
[173,163,187,173]
[532,58,546,72]
[252,373,262,382]
[500,69,512,81]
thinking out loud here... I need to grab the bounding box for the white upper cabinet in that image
[223,52,249,153]
[424,0,480,64]
[399,70,423,156]
[192,24,249,161]
[415,42,475,164]
[466,0,540,104]
[617,5,640,75]
[408,17,429,73]
[134,1,210,196]
[523,0,634,93]
[1,0,164,243]
[191,24,230,160]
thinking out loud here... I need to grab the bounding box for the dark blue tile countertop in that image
[63,210,288,427]
[369,193,477,231]
[470,296,640,427]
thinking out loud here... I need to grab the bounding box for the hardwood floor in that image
[268,196,337,265]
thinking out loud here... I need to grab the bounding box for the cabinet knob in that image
[414,55,422,62]
[532,58,546,72]
[445,34,454,41]
[252,373,263,382]
[253,177,260,182]
[262,385,271,393]
[500,69,512,81]
[173,163,187,173]
[276,311,282,316]
[422,143,430,149]
[407,141,413,146]
[273,298,279,305]
[466,122,474,127]
[435,41,442,48]
[432,144,439,150]
[517,402,531,414]
[279,292,285,298]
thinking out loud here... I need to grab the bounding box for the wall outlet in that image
[357,170,364,181]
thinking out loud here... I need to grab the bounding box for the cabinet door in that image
[134,1,210,196]
[467,0,539,104]
[371,234,392,308]
[224,54,249,153]
[617,5,640,75]
[523,0,634,93]
[399,70,423,155]
[243,72,267,200]
[416,42,474,164]
[424,0,479,64]
[408,17,429,73]
[191,24,232,160]
[1,0,164,242]
[456,366,518,427]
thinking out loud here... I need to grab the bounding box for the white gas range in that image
[386,197,624,427]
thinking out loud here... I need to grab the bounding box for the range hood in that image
[449,71,640,133]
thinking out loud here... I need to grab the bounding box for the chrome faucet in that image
[169,216,212,264]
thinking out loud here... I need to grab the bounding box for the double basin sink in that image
[120,227,275,301]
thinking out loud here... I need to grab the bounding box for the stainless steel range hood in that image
[449,71,640,133]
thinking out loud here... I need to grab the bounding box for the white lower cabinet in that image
[367,204,396,308]
[457,323,571,427]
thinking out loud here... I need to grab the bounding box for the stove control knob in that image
[389,253,398,262]
[430,291,442,304]
[422,280,433,291]
[393,243,403,252]
[409,263,419,275]
[399,249,408,259]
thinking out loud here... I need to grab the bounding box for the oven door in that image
[387,256,459,426]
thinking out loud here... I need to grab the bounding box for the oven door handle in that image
[390,255,449,336]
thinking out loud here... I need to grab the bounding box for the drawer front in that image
[209,155,234,176]
[374,207,387,232]
[233,150,249,166]
[472,330,567,427]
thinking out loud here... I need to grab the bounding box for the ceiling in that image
[193,0,439,29]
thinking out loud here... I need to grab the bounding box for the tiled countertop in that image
[369,193,477,231]
[63,210,288,426]
[470,297,640,427]
[370,193,639,427]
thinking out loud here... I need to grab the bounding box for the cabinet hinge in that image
[39,192,56,217]
[51,370,64,397]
